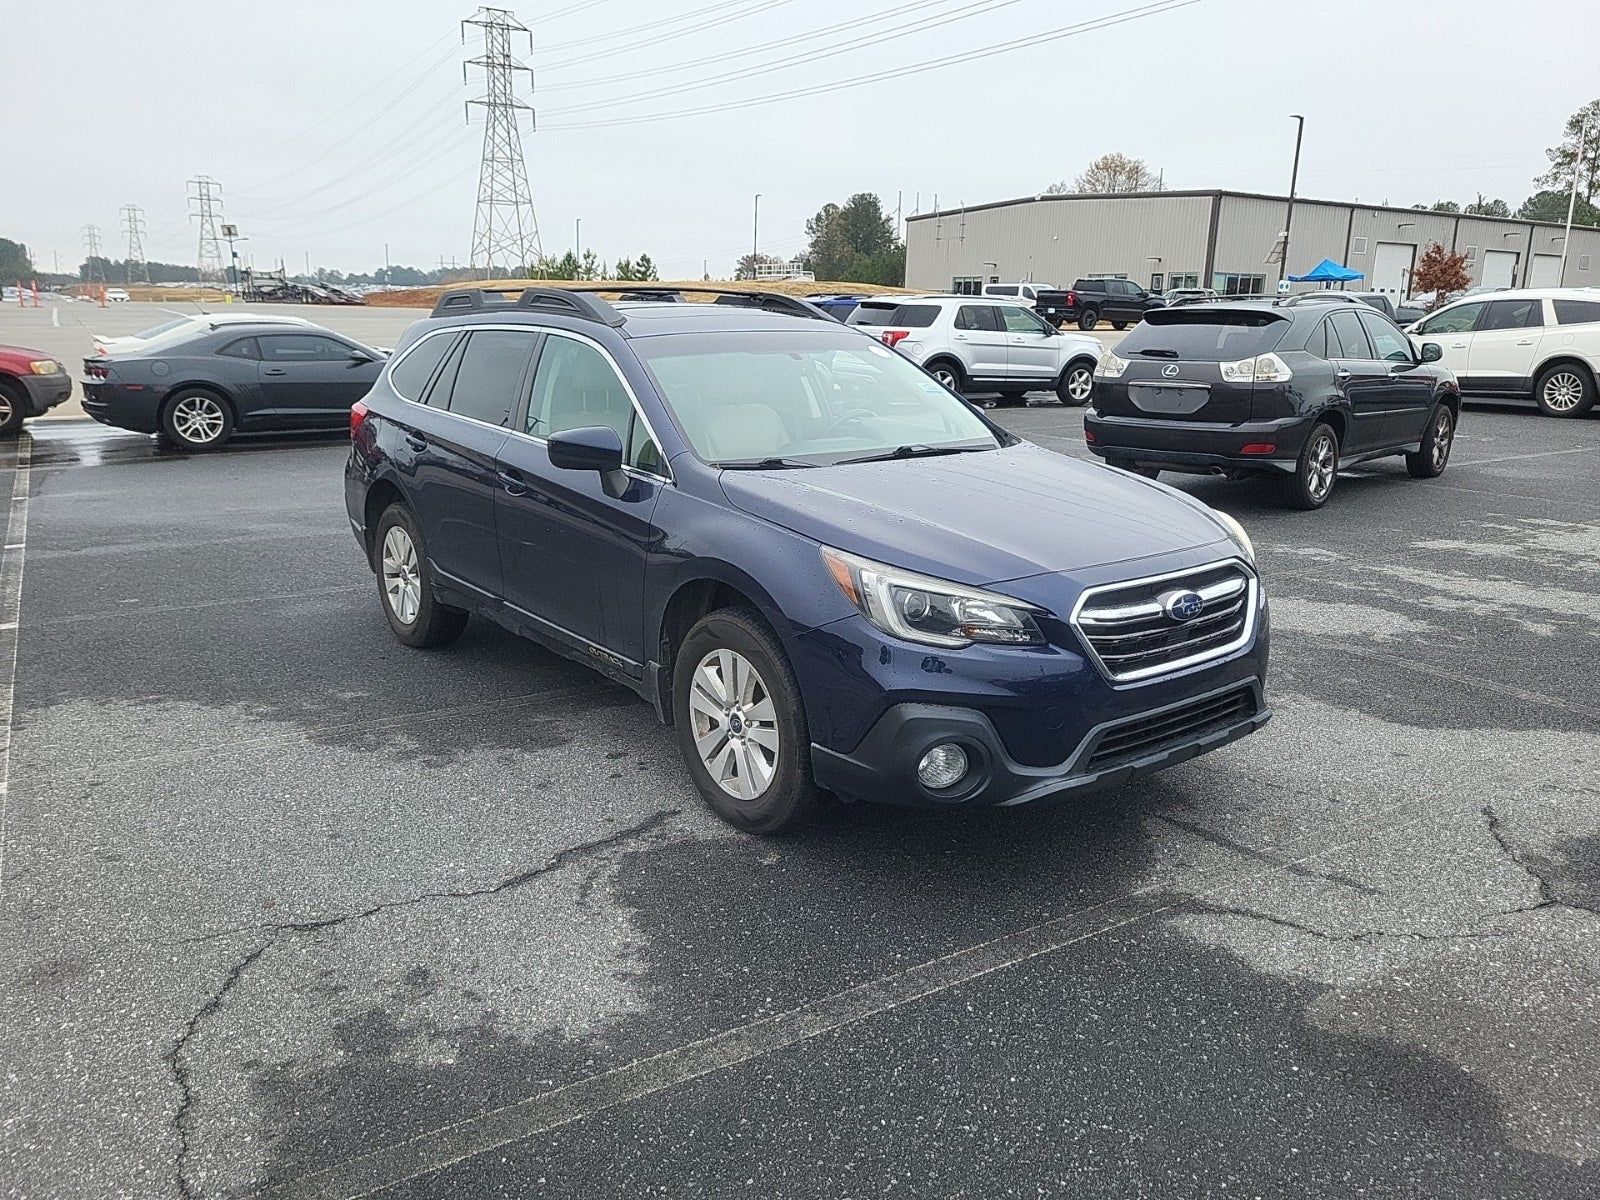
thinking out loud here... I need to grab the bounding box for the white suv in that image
[1409,288,1600,417]
[846,295,1102,406]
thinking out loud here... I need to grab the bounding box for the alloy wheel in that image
[1307,433,1336,500]
[689,648,779,801]
[933,367,958,388]
[1432,409,1453,471]
[0,395,12,425]
[1066,368,1093,402]
[1543,371,1584,413]
[171,395,226,445]
[381,526,422,626]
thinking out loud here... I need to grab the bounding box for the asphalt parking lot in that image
[2,391,1598,1197]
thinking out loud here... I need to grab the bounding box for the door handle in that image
[1516,338,1535,346]
[263,368,287,376]
[496,468,526,496]
[1450,342,1467,348]
[1334,368,1352,381]
[952,334,968,340]
[404,434,427,452]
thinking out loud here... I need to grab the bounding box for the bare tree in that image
[1411,243,1471,310]
[1045,153,1164,196]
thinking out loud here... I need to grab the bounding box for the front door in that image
[998,304,1060,383]
[495,332,665,670]
[256,332,381,426]
[1410,300,1485,386]
[1325,308,1389,452]
[1358,309,1434,445]
[951,304,1011,380]
[1465,297,1546,393]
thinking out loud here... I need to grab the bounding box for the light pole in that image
[1279,114,1305,286]
[1559,119,1589,286]
[752,194,761,280]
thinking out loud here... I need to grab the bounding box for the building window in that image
[1150,272,1164,291]
[1212,272,1266,295]
[1167,272,1199,289]
[1582,254,1593,272]
[1351,236,1369,255]
[1464,245,1478,262]
[951,276,982,296]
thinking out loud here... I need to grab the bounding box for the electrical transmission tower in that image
[463,7,541,277]
[187,176,227,285]
[121,204,151,283]
[82,224,104,282]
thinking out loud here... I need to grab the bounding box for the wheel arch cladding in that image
[1317,406,1348,444]
[654,572,787,724]
[363,478,407,563]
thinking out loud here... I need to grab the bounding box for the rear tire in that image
[925,359,967,394]
[1405,403,1455,478]
[0,380,26,438]
[1111,320,1127,331]
[1077,308,1100,332]
[1533,363,1595,417]
[372,503,468,648]
[1282,422,1339,509]
[673,607,821,835]
[1056,361,1094,406]
[161,388,234,451]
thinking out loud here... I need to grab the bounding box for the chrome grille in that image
[1072,560,1257,683]
[1083,685,1257,773]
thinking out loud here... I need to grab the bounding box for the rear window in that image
[887,304,939,328]
[1072,279,1107,292]
[1118,311,1289,361]
[1553,299,1600,325]
[848,302,903,327]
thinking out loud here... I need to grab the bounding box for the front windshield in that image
[634,330,1001,466]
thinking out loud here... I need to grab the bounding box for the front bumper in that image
[811,678,1270,807]
[18,371,72,416]
[1084,410,1315,475]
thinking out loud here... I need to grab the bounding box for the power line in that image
[188,176,227,286]
[121,205,151,283]
[465,6,541,275]
[542,0,801,65]
[542,0,1203,131]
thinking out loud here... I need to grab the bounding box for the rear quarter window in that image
[1118,313,1289,361]
[848,303,903,327]
[888,304,940,328]
[1553,299,1600,325]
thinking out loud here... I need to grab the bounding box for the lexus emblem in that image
[1162,364,1180,378]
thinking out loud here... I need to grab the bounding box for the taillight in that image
[1066,290,1077,305]
[350,400,369,439]
[1084,428,1095,443]
[880,329,910,348]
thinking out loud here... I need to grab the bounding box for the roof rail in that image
[566,284,834,322]
[430,286,626,326]
[1278,292,1364,307]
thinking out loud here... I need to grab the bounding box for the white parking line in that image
[0,431,32,901]
[1452,445,1597,468]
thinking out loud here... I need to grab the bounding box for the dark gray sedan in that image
[81,320,386,450]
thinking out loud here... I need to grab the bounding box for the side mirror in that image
[1419,342,1443,364]
[348,350,373,364]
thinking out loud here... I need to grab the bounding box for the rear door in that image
[257,332,380,425]
[1465,297,1546,394]
[1410,300,1485,384]
[1325,308,1389,451]
[998,303,1059,382]
[952,304,1010,380]
[1095,308,1289,425]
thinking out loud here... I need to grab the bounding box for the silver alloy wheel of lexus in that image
[689,647,779,801]
[171,395,226,445]
[1542,371,1584,412]
[1066,367,1093,402]
[1307,433,1336,500]
[381,525,421,626]
[1431,408,1454,470]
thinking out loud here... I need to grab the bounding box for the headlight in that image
[1211,509,1255,563]
[1094,352,1129,379]
[29,360,62,375]
[821,547,1045,648]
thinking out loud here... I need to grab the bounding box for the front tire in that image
[1405,404,1455,478]
[0,380,26,438]
[1283,421,1339,509]
[161,389,234,451]
[673,607,821,834]
[1533,363,1595,418]
[1077,308,1100,332]
[1111,320,1127,331]
[372,504,468,648]
[1057,361,1094,406]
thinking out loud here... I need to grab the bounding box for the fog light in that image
[917,743,969,790]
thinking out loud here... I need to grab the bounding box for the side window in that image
[627,412,665,475]
[1359,312,1413,362]
[1415,302,1484,335]
[955,305,1000,332]
[1553,299,1600,325]
[999,306,1049,334]
[442,329,537,427]
[1328,310,1374,359]
[259,334,353,362]
[389,332,458,400]
[217,337,259,360]
[988,285,1018,297]
[1305,321,1330,359]
[528,335,633,446]
[1481,298,1544,331]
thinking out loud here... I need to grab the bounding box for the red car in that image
[0,343,71,435]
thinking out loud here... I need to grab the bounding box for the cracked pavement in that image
[2,398,1598,1198]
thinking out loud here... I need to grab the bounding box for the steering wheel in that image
[819,408,876,438]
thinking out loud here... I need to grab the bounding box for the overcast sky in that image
[6,0,1597,277]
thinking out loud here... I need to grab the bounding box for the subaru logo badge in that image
[1161,589,1205,622]
[1162,364,1180,378]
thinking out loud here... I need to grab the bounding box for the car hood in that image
[718,442,1235,588]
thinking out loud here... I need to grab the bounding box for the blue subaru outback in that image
[346,286,1270,833]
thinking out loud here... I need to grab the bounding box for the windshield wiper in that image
[835,443,992,465]
[711,456,819,469]
[1135,347,1180,358]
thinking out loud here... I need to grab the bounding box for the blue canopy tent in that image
[1289,258,1364,285]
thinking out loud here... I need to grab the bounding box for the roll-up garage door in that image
[1481,249,1518,289]
[1529,253,1562,287]
[1372,242,1416,295]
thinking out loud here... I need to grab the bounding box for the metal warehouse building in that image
[904,189,1600,298]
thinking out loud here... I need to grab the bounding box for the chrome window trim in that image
[387,322,673,484]
[1070,558,1259,687]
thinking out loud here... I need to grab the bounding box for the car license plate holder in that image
[1129,382,1210,415]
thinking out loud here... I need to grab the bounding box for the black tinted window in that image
[1553,299,1600,325]
[217,337,259,360]
[1481,298,1544,330]
[889,304,939,329]
[444,329,536,426]
[391,333,458,400]
[260,334,352,362]
[1072,279,1106,292]
[1118,312,1288,361]
[988,285,1018,297]
[955,305,1001,332]
[1304,321,1329,359]
[848,303,902,327]
[1328,310,1374,359]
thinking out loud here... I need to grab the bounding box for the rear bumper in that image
[1084,410,1315,474]
[80,382,163,433]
